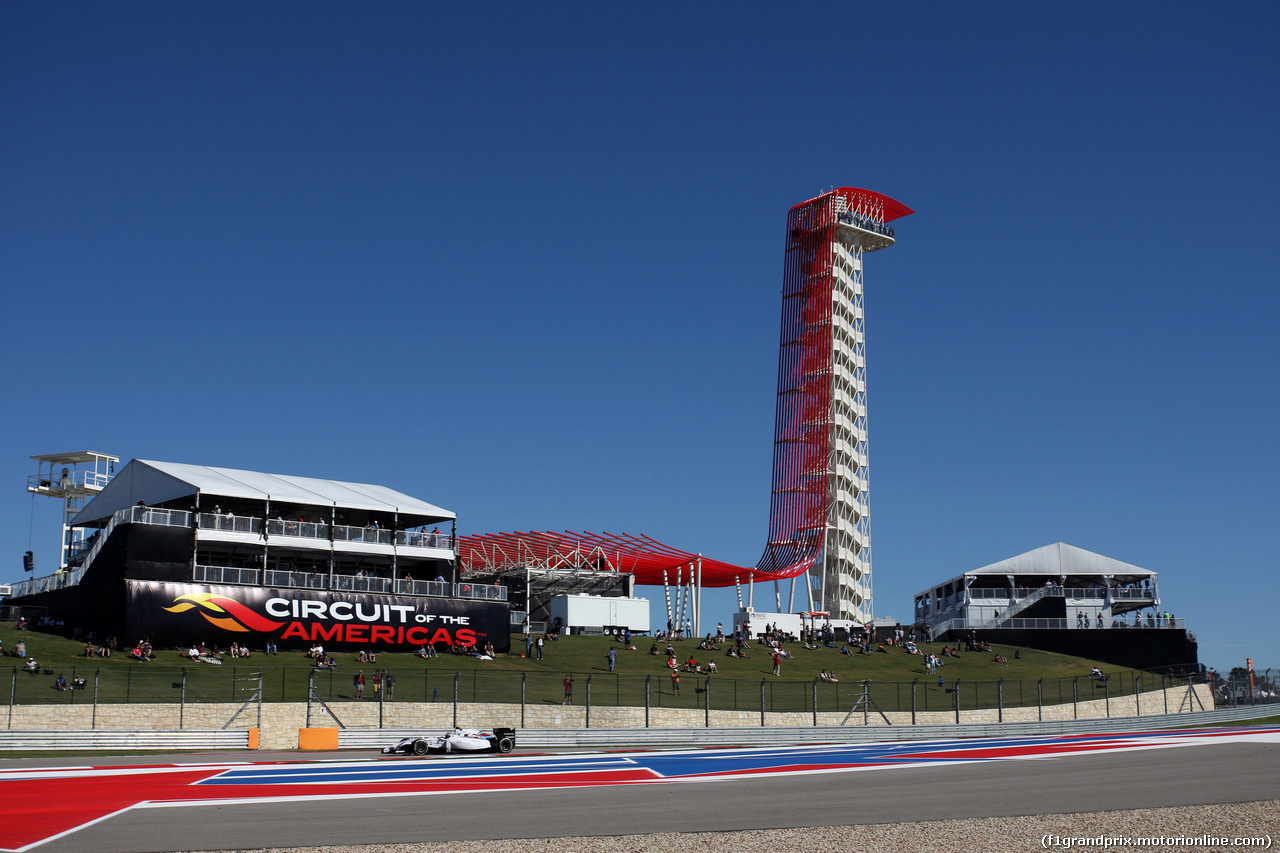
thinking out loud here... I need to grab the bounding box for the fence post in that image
[645,675,651,728]
[1072,677,1078,719]
[953,679,961,724]
[1037,678,1043,722]
[1103,677,1110,717]
[9,667,16,729]
[92,668,100,730]
[997,678,1004,723]
[378,670,385,729]
[862,679,870,726]
[585,675,592,728]
[1134,676,1141,717]
[812,680,818,727]
[911,679,917,725]
[760,678,766,726]
[452,672,459,728]
[180,668,187,729]
[1162,675,1168,715]
[521,672,527,728]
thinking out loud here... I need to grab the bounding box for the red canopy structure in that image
[458,530,773,587]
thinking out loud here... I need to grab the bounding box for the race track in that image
[3,726,1278,853]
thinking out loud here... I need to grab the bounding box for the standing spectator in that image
[385,672,396,701]
[372,671,382,699]
[671,670,681,694]
[607,648,617,672]
[562,675,574,705]
[773,651,782,677]
[535,635,545,661]
[353,670,365,700]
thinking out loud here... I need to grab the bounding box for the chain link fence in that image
[8,663,1214,727]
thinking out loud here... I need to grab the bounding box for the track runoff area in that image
[2,725,1278,852]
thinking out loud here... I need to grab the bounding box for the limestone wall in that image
[3,684,1214,750]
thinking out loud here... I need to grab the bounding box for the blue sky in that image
[2,3,1276,673]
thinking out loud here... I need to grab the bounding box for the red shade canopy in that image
[458,530,795,587]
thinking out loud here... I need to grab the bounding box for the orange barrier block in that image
[298,728,339,750]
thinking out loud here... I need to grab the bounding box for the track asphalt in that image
[3,726,1278,852]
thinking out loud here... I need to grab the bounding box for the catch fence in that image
[6,663,1220,728]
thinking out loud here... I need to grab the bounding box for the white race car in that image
[382,727,516,756]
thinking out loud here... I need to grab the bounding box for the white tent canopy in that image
[967,542,1153,579]
[71,459,455,528]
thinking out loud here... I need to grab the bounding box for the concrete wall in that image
[4,684,1213,750]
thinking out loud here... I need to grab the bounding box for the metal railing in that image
[337,703,1278,750]
[7,664,1205,718]
[266,519,329,539]
[456,582,507,601]
[198,513,263,534]
[927,616,1186,635]
[263,569,327,590]
[331,524,393,546]
[0,729,252,751]
[194,565,260,585]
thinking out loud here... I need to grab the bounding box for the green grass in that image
[0,621,1198,714]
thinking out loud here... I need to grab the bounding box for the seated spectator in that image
[55,674,68,690]
[25,658,39,674]
[994,654,1008,663]
[72,676,86,689]
[706,660,717,673]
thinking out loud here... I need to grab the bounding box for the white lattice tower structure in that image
[755,187,912,622]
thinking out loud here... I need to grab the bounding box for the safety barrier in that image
[0,728,255,751]
[334,703,1277,750]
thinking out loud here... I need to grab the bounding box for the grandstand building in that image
[7,458,510,652]
[915,543,1197,670]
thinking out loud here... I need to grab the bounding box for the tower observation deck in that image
[754,187,913,623]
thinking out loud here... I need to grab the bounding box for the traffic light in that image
[23,551,34,572]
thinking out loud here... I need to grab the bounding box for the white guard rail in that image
[0,729,252,752]
[335,704,1277,750]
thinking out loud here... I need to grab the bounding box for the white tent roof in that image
[968,543,1153,578]
[71,459,455,526]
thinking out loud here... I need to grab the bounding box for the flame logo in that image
[164,593,285,633]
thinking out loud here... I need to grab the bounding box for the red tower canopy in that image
[791,187,914,223]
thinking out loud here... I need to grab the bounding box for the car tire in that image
[412,740,429,756]
[497,736,514,754]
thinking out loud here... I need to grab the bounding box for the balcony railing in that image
[266,519,329,539]
[198,513,263,534]
[188,568,501,600]
[456,582,507,601]
[331,524,393,546]
[194,565,260,585]
[124,506,191,527]
[264,569,328,590]
[836,210,895,239]
[928,615,1186,634]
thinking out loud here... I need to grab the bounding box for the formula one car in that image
[382,727,516,756]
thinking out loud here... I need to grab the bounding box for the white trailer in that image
[549,594,651,634]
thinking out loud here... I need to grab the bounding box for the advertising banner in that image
[126,581,510,652]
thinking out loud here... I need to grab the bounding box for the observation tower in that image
[754,187,913,623]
